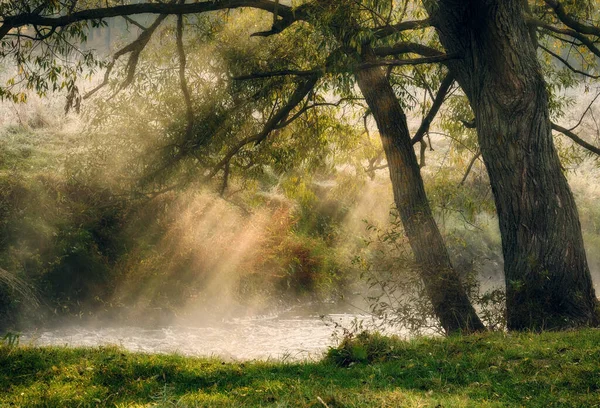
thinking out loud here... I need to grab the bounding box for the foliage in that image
[0,1,110,104]
[0,123,133,328]
[0,118,362,327]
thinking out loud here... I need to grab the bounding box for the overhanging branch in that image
[233,68,322,80]
[373,42,445,58]
[82,13,167,99]
[176,12,194,139]
[276,97,363,128]
[0,0,305,41]
[539,43,600,79]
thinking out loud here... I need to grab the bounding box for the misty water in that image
[20,312,403,361]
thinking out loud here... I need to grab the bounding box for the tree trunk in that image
[355,50,485,334]
[427,0,599,330]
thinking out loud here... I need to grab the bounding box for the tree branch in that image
[123,16,148,31]
[82,13,167,99]
[539,43,600,79]
[459,151,482,186]
[176,12,194,138]
[373,18,432,39]
[276,98,362,128]
[205,75,320,180]
[543,0,600,38]
[529,17,600,59]
[358,53,459,69]
[567,90,600,132]
[233,68,322,80]
[551,122,600,156]
[411,72,455,145]
[0,0,306,41]
[373,42,446,58]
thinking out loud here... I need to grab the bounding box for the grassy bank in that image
[1,330,599,407]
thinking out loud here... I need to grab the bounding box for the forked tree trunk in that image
[428,0,599,330]
[355,51,485,334]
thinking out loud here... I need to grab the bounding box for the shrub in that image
[326,331,405,366]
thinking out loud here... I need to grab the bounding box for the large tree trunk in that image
[355,51,485,334]
[427,0,599,330]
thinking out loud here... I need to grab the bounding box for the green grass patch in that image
[2,329,600,407]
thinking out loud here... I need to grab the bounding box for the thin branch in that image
[82,13,167,99]
[118,14,169,91]
[373,42,445,58]
[459,151,482,186]
[567,90,600,132]
[428,131,478,155]
[82,59,115,99]
[373,18,432,39]
[31,25,57,40]
[539,43,600,79]
[277,98,361,128]
[544,30,585,47]
[176,12,194,137]
[358,54,459,69]
[123,16,147,31]
[0,0,302,38]
[551,122,600,156]
[233,68,321,80]
[529,17,600,59]
[411,72,455,145]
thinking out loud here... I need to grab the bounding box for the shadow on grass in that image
[1,330,600,407]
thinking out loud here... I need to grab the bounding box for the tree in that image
[424,0,600,330]
[354,57,484,333]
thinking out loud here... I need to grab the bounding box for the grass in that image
[1,330,600,407]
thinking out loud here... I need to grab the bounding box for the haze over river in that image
[21,313,403,361]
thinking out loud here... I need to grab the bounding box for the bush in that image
[326,331,405,366]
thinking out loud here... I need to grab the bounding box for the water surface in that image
[22,313,392,361]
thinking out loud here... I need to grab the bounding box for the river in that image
[20,313,402,361]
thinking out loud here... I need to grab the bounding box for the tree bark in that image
[355,50,485,334]
[427,0,599,330]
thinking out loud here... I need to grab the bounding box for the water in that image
[21,313,394,361]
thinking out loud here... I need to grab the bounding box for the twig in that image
[316,396,330,408]
[459,151,482,186]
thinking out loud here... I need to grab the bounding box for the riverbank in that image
[2,329,599,407]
